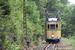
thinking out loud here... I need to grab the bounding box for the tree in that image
[0,1,10,50]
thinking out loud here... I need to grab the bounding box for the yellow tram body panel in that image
[46,21,61,39]
[46,31,61,38]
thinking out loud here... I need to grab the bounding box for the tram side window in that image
[48,24,49,30]
[50,24,55,30]
[56,24,58,29]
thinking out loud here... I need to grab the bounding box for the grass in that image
[69,40,75,47]
[62,37,75,48]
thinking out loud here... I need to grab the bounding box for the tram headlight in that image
[52,35,54,37]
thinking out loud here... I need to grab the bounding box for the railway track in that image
[43,43,58,50]
[33,39,75,50]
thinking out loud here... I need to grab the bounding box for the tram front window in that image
[50,24,55,30]
[48,24,49,30]
[56,24,58,29]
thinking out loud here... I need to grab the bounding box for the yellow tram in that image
[45,17,61,42]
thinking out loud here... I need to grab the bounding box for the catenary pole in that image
[23,0,27,41]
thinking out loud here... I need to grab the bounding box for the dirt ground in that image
[25,39,75,50]
[57,39,75,50]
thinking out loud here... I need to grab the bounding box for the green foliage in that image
[46,0,69,11]
[26,0,44,42]
[6,44,20,50]
[60,5,75,37]
[0,1,10,50]
[28,0,47,18]
[4,35,20,50]
[0,0,44,49]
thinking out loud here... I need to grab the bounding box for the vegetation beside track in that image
[62,37,75,48]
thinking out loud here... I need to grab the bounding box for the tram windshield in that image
[50,24,55,30]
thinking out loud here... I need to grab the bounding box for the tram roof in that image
[45,17,61,22]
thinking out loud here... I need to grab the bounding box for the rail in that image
[43,43,58,50]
